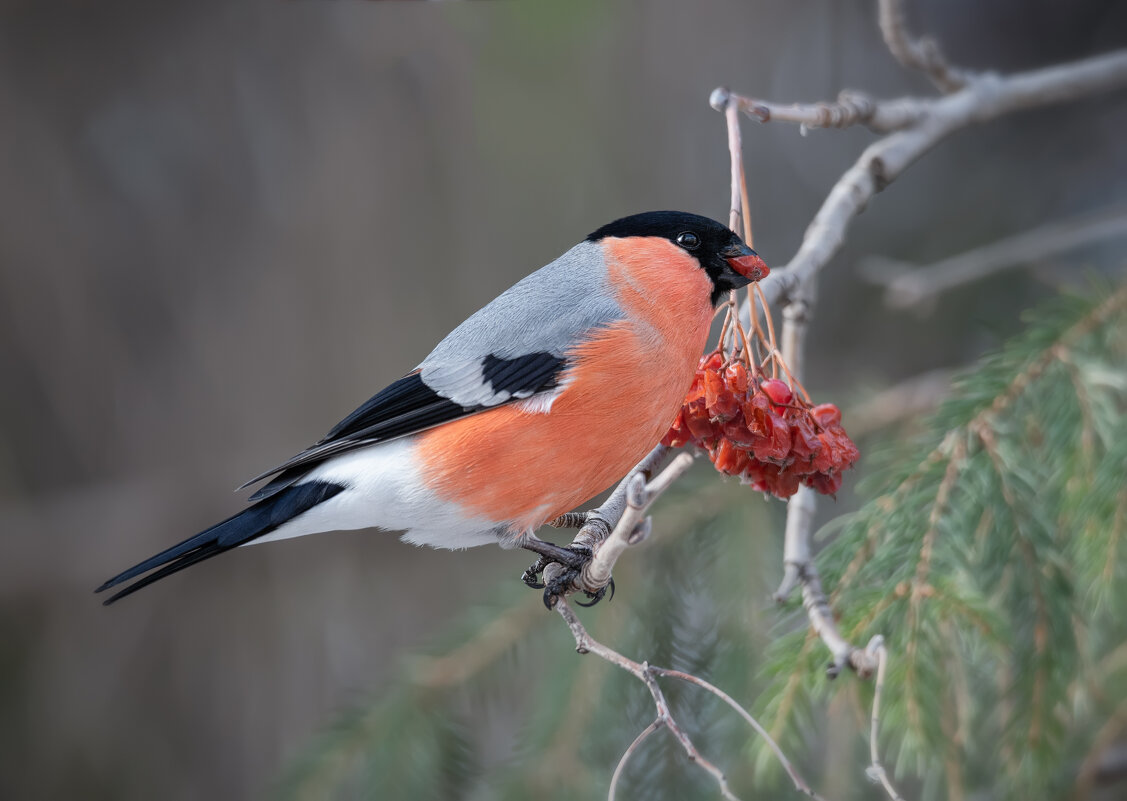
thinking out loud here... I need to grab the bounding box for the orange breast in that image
[416,238,715,532]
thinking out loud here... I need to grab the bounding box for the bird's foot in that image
[574,577,614,608]
[520,541,614,609]
[520,556,551,590]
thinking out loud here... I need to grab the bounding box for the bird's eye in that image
[676,231,700,250]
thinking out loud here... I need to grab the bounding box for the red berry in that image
[663,352,857,501]
[661,409,691,448]
[721,417,758,448]
[810,432,836,473]
[723,362,749,394]
[684,399,717,444]
[703,369,725,409]
[709,389,741,423]
[788,415,821,464]
[712,438,742,474]
[751,409,792,463]
[811,403,842,428]
[702,351,724,371]
[761,378,793,407]
[807,472,842,497]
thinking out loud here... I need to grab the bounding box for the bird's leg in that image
[546,511,589,529]
[519,538,614,609]
[527,510,596,593]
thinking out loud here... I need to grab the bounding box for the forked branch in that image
[722,48,1127,310]
[556,598,824,801]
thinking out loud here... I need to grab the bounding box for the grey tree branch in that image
[862,204,1127,311]
[713,86,927,135]
[772,264,880,679]
[729,47,1127,312]
[723,97,749,235]
[578,451,694,592]
[877,0,970,93]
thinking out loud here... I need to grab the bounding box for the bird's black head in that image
[587,211,768,306]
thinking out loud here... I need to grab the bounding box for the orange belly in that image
[415,237,715,532]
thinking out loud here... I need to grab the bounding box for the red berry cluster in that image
[662,352,859,498]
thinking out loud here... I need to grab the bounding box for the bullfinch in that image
[97,211,768,607]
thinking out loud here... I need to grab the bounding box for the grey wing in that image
[243,240,622,500]
[419,239,622,406]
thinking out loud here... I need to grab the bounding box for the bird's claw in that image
[521,557,549,590]
[575,578,615,607]
[521,544,614,609]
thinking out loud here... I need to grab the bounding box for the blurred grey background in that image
[2,0,1125,798]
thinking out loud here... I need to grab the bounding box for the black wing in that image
[243,352,567,501]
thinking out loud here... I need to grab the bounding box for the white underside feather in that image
[248,438,504,549]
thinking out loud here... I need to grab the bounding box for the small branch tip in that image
[710,86,731,111]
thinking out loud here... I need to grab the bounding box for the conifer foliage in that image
[760,284,1127,798]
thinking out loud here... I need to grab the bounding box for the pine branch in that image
[759,284,1127,794]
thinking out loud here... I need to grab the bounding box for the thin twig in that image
[877,0,970,93]
[738,146,754,248]
[542,445,690,601]
[607,719,662,801]
[804,551,878,679]
[719,65,885,685]
[556,599,822,801]
[720,87,927,134]
[651,667,825,799]
[721,97,746,235]
[556,600,742,800]
[865,639,905,801]
[752,282,781,379]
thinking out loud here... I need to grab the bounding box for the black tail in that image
[96,481,345,605]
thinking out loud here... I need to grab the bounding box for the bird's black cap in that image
[586,210,734,244]
[587,210,764,306]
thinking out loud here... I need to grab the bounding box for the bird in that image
[96,211,768,608]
